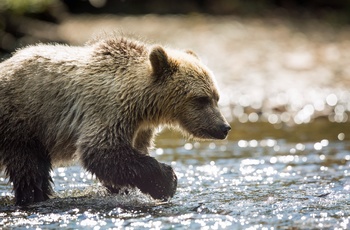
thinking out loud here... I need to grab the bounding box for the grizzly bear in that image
[0,37,231,206]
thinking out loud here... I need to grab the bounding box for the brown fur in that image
[0,37,230,205]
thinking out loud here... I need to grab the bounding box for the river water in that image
[1,15,350,229]
[1,122,350,229]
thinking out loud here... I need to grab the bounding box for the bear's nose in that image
[221,124,231,136]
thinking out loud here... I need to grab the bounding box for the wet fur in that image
[0,37,229,205]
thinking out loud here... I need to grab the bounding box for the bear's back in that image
[0,38,151,149]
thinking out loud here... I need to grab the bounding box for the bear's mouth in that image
[192,126,231,140]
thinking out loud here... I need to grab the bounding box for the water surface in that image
[1,121,349,229]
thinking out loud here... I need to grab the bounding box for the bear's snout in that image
[220,123,231,138]
[209,122,231,140]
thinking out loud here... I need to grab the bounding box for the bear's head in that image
[149,46,231,140]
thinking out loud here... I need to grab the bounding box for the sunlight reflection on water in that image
[1,134,350,229]
[222,89,350,126]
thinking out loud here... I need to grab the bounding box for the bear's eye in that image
[194,96,211,105]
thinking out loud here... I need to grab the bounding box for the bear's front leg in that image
[133,128,155,154]
[80,141,177,201]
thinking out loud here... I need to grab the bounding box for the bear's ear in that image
[149,46,172,81]
[185,50,200,60]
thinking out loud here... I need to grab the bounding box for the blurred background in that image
[1,0,350,133]
[1,0,350,54]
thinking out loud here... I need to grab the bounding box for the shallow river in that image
[1,121,349,229]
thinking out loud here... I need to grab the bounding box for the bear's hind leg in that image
[4,139,53,206]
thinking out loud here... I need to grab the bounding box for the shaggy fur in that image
[0,37,230,205]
